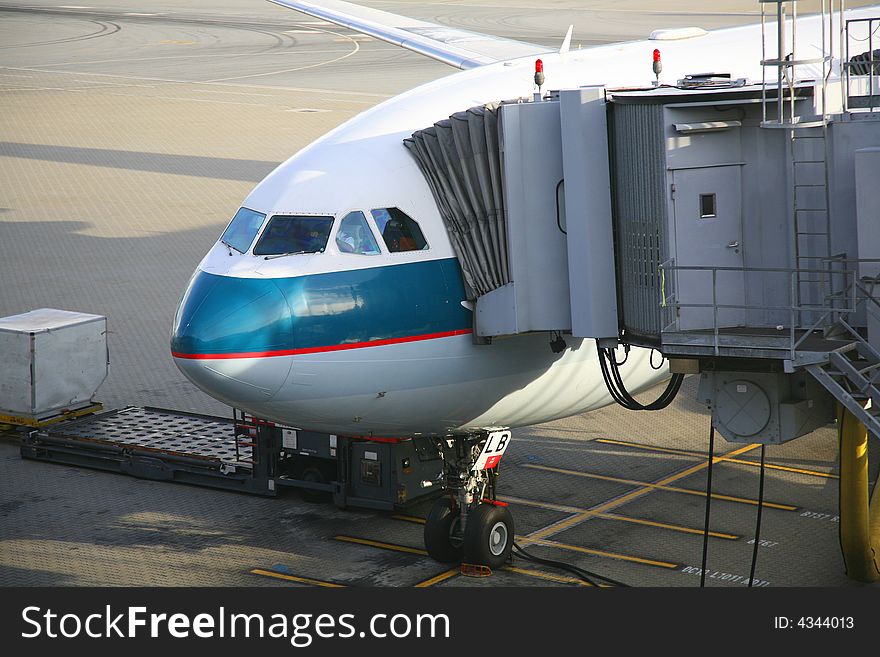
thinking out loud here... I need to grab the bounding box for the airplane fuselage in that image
[170,10,867,436]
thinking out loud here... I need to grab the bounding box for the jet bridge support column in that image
[838,404,880,582]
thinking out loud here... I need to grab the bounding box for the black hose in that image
[597,343,684,411]
[512,542,629,588]
[748,445,767,587]
[700,422,715,588]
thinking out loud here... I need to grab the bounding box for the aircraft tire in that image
[463,503,514,568]
[424,497,463,563]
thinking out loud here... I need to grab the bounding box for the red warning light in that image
[653,48,661,63]
[535,58,544,73]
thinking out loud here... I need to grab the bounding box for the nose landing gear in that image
[423,430,515,569]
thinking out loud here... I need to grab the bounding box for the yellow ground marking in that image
[250,569,345,588]
[596,438,839,479]
[334,535,427,556]
[392,514,426,524]
[503,565,595,586]
[501,495,739,540]
[530,538,680,569]
[414,568,459,587]
[522,456,797,513]
[520,443,764,549]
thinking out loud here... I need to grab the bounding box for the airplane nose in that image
[171,270,293,404]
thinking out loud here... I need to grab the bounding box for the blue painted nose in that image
[171,270,293,403]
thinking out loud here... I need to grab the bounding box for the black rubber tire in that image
[463,504,514,568]
[424,497,463,563]
[300,466,330,503]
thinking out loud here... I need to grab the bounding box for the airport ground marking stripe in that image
[722,457,839,479]
[523,463,796,511]
[503,565,594,587]
[521,443,763,544]
[596,438,839,479]
[530,538,680,569]
[414,568,459,588]
[500,495,739,539]
[392,514,426,525]
[597,512,738,539]
[522,457,797,512]
[250,569,346,588]
[334,535,428,556]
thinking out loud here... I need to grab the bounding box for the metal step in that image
[807,364,880,440]
[829,351,880,410]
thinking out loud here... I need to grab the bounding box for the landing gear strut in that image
[423,431,514,569]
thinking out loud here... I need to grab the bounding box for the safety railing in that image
[657,257,880,358]
[844,16,880,112]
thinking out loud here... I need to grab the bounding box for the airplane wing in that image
[267,0,556,69]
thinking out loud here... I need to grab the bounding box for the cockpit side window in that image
[336,211,382,255]
[220,207,266,253]
[370,208,428,253]
[253,215,334,256]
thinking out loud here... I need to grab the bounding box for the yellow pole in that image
[838,403,880,582]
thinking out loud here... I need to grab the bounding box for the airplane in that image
[170,0,880,567]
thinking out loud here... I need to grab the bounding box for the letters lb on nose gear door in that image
[472,430,511,470]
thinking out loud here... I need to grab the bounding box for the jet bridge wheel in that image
[424,497,464,563]
[463,503,514,568]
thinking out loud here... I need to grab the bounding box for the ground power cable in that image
[511,542,629,588]
[700,422,716,588]
[748,445,767,587]
[597,343,685,411]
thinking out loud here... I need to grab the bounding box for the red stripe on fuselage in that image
[171,328,473,360]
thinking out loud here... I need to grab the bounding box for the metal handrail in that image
[658,258,869,357]
[844,16,880,113]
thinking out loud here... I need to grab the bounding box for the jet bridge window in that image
[370,208,428,253]
[220,207,266,253]
[336,211,381,255]
[253,215,334,256]
[700,193,717,219]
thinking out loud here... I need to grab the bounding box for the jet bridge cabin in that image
[407,77,880,446]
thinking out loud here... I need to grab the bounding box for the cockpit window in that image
[253,215,334,256]
[220,207,266,253]
[336,211,381,255]
[370,208,428,253]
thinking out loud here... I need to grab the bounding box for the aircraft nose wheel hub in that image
[489,521,508,555]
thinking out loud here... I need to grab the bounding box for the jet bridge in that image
[407,0,880,581]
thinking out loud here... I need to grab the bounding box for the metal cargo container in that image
[0,308,108,421]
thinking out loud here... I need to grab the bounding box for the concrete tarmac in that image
[1,1,878,587]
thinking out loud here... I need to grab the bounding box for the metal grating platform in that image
[46,406,250,464]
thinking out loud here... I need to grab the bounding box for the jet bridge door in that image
[672,165,745,330]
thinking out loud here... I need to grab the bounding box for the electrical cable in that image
[700,421,715,588]
[649,348,664,370]
[597,343,684,411]
[512,542,629,588]
[748,445,767,587]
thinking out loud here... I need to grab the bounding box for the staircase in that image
[806,321,880,440]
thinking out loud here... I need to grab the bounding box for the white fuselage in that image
[171,9,874,436]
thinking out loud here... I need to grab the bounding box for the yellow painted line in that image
[723,457,839,479]
[501,495,738,540]
[523,461,797,511]
[503,565,595,587]
[415,568,459,587]
[596,438,703,459]
[250,569,346,588]
[531,538,680,569]
[597,438,838,479]
[522,443,764,544]
[599,512,738,539]
[392,514,426,525]
[334,535,427,556]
